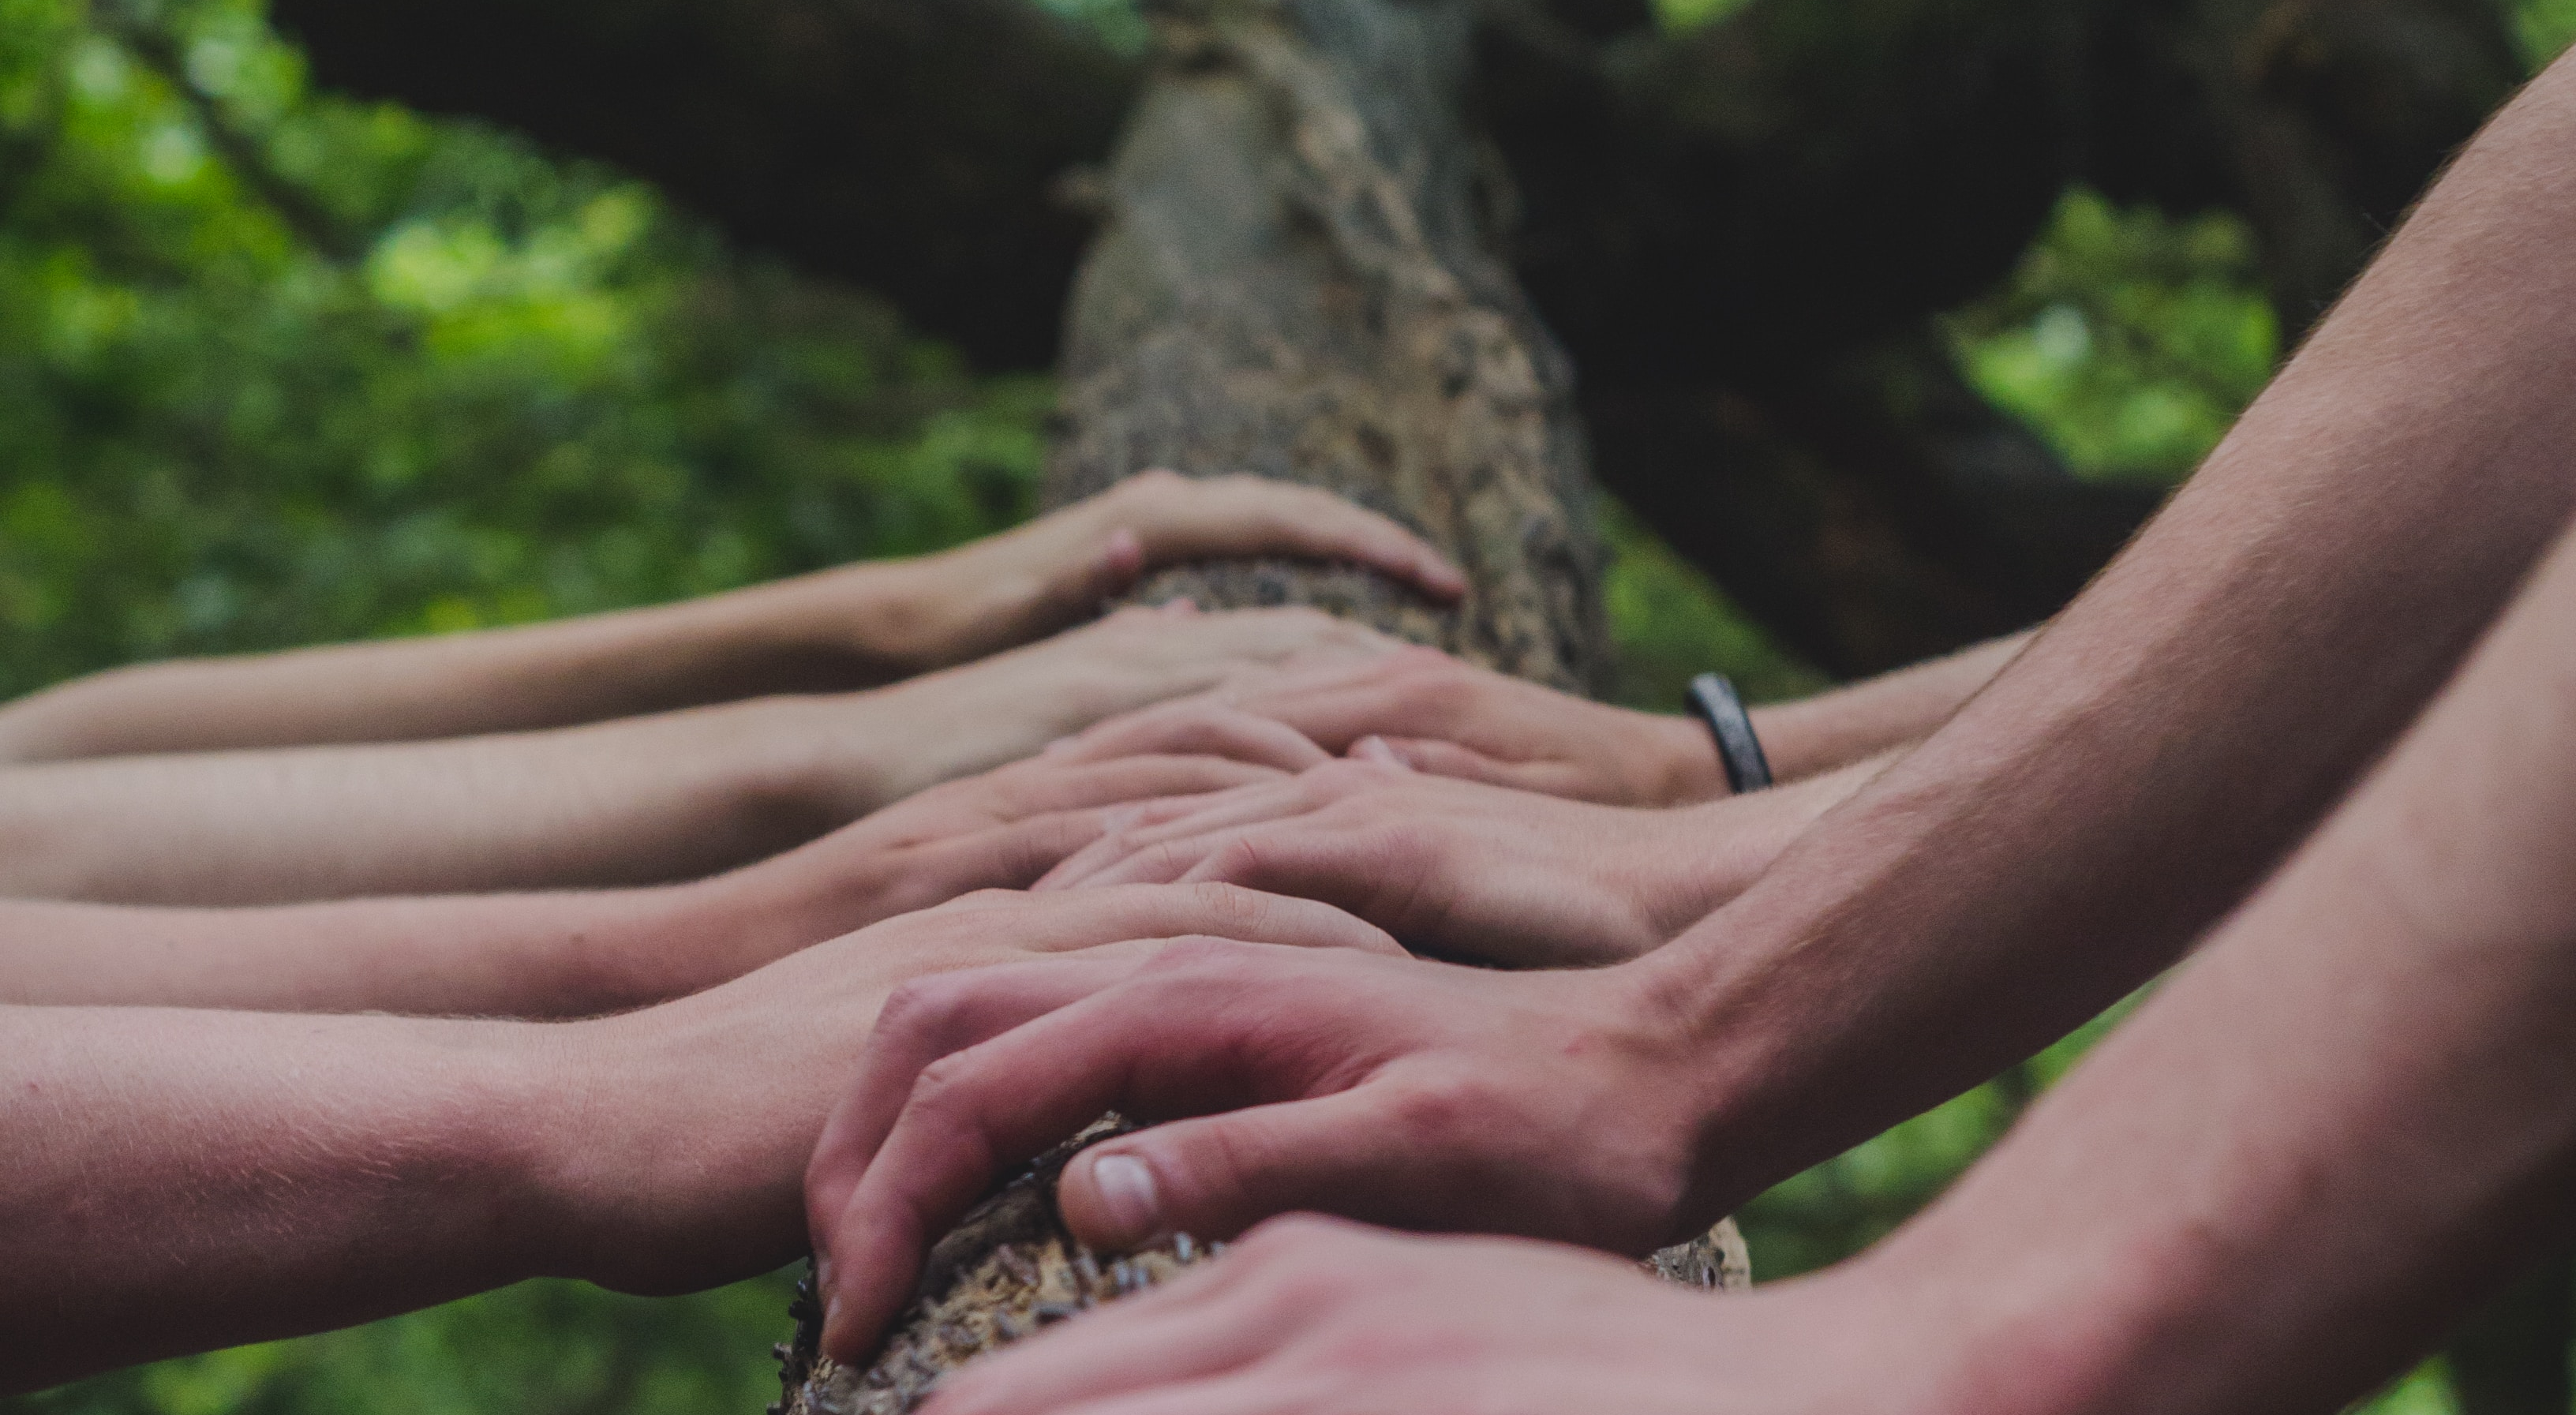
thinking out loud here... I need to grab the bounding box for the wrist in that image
[516,1005,813,1293]
[1853,1204,2191,1415]
[1638,711,1732,805]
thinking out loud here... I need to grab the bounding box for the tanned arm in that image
[0,473,1458,762]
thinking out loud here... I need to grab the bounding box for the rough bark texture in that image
[1040,0,1608,691]
[770,7,1724,1402]
[773,1121,1749,1415]
[267,0,2525,674]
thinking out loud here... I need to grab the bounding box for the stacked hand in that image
[879,472,1467,671]
[550,885,1404,1297]
[1033,758,1728,968]
[803,939,1729,1360]
[917,1218,1953,1415]
[1054,646,1728,807]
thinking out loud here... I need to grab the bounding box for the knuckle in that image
[873,976,972,1043]
[1383,1069,1507,1150]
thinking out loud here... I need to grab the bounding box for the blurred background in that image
[2,0,2570,1409]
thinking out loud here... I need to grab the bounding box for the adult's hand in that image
[917,1218,1943,1415]
[0,884,1397,1393]
[822,603,1401,818]
[804,943,1718,1361]
[1055,647,1728,807]
[1036,751,1886,968]
[524,885,1406,1299]
[1030,760,1732,967]
[644,748,1314,998]
[0,474,1455,766]
[893,471,1466,669]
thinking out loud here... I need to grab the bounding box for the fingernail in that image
[814,1254,836,1297]
[1350,735,1400,765]
[1088,1153,1161,1246]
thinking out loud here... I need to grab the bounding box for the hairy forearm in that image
[1874,521,2576,1415]
[1750,631,2031,781]
[1654,52,2576,1213]
[0,1007,566,1393]
[0,565,938,764]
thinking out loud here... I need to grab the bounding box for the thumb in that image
[1055,1087,1443,1252]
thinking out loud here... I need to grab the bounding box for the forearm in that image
[1628,751,1900,946]
[0,1007,568,1393]
[1750,631,2032,780]
[0,564,939,764]
[1652,52,2576,1212]
[0,874,821,1016]
[1866,519,2576,1415]
[0,698,852,904]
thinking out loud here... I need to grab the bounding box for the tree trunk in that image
[1040,0,1609,690]
[773,3,1732,1406]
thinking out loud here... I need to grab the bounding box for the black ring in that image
[1687,673,1773,794]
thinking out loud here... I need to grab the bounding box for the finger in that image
[819,938,1391,1356]
[1057,1084,1463,1255]
[1055,834,1225,890]
[1361,736,1566,795]
[806,953,1141,1241]
[818,974,1215,1357]
[1035,790,1282,891]
[1143,477,1467,603]
[1028,882,1400,959]
[1170,828,1426,939]
[989,756,1290,820]
[1050,703,1333,774]
[1040,783,1335,890]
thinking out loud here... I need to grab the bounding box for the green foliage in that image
[1601,498,1825,712]
[1949,189,2278,488]
[1,1,2555,1412]
[2520,0,2576,66]
[0,0,1049,702]
[14,1274,805,1415]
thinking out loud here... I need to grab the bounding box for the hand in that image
[920,1218,1979,1415]
[804,942,1722,1360]
[1034,758,1757,968]
[664,749,1315,996]
[1060,647,1728,807]
[541,885,1401,1298]
[889,472,1467,668]
[804,603,1401,815]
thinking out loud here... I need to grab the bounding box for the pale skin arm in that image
[1032,746,1896,968]
[803,48,2576,1357]
[0,885,1401,1397]
[0,748,1301,1016]
[923,507,2576,1415]
[0,605,1394,905]
[1070,632,2029,810]
[0,471,1462,763]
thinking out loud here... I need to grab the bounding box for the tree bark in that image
[1039,0,1608,690]
[266,0,2524,672]
[774,5,1728,1405]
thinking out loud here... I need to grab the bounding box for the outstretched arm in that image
[805,47,2576,1356]
[923,484,2576,1415]
[0,751,1290,1016]
[0,472,1460,763]
[1050,630,2027,810]
[0,885,1398,1397]
[0,605,1389,905]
